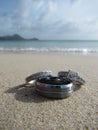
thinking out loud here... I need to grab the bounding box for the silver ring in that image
[35,76,74,99]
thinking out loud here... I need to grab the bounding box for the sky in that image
[0,0,98,40]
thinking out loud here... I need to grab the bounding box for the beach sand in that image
[0,53,98,130]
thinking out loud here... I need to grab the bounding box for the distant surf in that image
[0,40,98,55]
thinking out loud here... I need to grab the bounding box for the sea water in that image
[0,40,98,55]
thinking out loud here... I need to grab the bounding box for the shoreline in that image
[0,51,98,56]
[0,53,98,130]
[0,47,98,56]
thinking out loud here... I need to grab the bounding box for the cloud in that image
[70,0,80,3]
[0,0,98,39]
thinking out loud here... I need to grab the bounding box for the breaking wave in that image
[0,47,98,55]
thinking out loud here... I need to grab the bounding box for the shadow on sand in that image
[5,83,81,103]
[5,84,54,103]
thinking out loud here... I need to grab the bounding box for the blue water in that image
[0,40,98,55]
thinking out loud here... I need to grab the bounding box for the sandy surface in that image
[0,53,98,130]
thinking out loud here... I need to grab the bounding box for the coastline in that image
[0,53,98,130]
[0,40,98,55]
[0,48,98,56]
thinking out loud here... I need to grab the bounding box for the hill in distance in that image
[0,34,39,41]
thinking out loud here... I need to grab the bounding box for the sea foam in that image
[0,47,98,55]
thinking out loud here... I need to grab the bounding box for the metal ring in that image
[35,76,74,99]
[25,70,52,83]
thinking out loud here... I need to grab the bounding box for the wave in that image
[0,47,98,55]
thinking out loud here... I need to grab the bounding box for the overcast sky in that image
[0,0,98,40]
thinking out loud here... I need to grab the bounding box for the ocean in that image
[0,40,98,55]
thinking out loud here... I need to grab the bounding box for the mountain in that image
[0,34,39,41]
[29,37,39,41]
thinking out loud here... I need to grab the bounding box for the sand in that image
[0,53,98,130]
